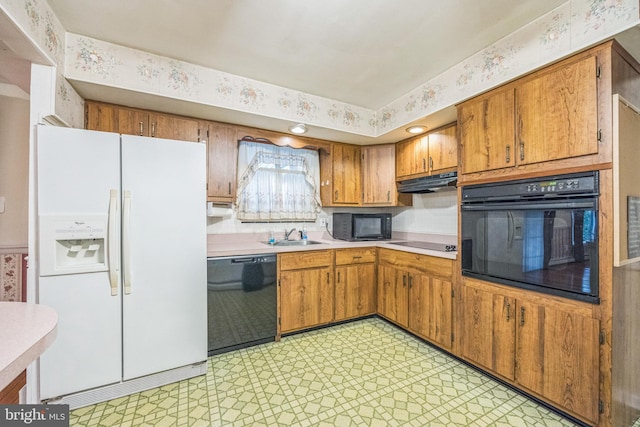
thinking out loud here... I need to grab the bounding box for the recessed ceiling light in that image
[406,125,427,134]
[289,123,307,134]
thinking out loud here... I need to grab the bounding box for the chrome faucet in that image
[284,228,297,240]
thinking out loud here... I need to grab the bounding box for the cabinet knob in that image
[506,302,511,321]
[520,306,525,326]
[519,141,525,161]
[139,121,144,136]
[506,145,511,163]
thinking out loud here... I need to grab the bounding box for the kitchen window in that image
[235,141,321,221]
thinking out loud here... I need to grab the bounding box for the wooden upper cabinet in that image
[396,135,429,179]
[149,113,201,142]
[396,124,458,179]
[428,124,458,173]
[458,50,601,179]
[205,122,238,203]
[86,101,150,136]
[362,144,411,206]
[458,88,516,174]
[516,55,598,165]
[86,101,202,142]
[333,143,361,204]
[320,142,361,206]
[85,101,119,133]
[118,107,150,136]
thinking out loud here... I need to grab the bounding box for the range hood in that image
[397,171,457,194]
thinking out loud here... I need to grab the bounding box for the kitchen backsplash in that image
[206,191,457,236]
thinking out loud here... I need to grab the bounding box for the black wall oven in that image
[461,171,599,303]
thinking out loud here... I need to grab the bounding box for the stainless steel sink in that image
[262,240,323,247]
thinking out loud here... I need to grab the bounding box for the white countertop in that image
[0,302,58,390]
[208,231,458,260]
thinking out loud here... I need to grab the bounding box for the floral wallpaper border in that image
[1,0,639,137]
[0,0,84,128]
[0,253,25,302]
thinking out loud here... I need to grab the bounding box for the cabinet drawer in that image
[335,248,376,265]
[279,250,332,271]
[378,248,453,278]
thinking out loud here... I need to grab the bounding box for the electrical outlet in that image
[319,216,327,226]
[0,196,5,214]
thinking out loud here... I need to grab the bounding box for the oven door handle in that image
[507,212,514,249]
[461,201,597,211]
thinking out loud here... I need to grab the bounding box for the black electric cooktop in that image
[388,241,457,252]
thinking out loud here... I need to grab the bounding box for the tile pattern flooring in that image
[71,318,585,426]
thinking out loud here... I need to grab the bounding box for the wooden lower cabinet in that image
[334,248,377,321]
[278,250,333,333]
[378,248,453,348]
[0,370,25,404]
[461,279,600,425]
[516,300,600,424]
[377,264,409,327]
[461,285,516,380]
[409,275,453,350]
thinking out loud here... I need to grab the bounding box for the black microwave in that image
[332,213,392,241]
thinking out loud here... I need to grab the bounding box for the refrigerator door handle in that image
[108,189,119,296]
[123,190,132,295]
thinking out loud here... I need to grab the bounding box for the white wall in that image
[0,95,30,248]
[393,191,458,236]
[206,191,458,237]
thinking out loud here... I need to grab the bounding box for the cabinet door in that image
[362,144,397,205]
[377,265,408,327]
[408,273,430,338]
[396,135,428,179]
[428,125,458,173]
[85,102,119,132]
[461,285,516,380]
[207,123,238,202]
[118,107,150,136]
[335,263,376,321]
[458,88,515,174]
[516,55,598,165]
[516,302,600,423]
[150,113,201,142]
[280,266,333,333]
[332,143,361,204]
[429,277,452,349]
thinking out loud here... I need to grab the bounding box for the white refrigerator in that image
[36,125,207,404]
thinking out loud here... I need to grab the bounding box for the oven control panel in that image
[462,171,599,202]
[526,178,583,193]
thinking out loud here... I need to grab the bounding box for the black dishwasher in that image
[207,254,277,355]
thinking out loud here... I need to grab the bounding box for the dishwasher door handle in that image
[231,258,257,264]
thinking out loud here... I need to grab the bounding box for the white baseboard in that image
[43,362,207,409]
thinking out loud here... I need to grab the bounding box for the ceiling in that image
[8,0,635,142]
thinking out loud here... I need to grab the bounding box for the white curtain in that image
[235,141,321,221]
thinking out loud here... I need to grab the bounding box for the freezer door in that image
[120,135,207,380]
[36,126,122,399]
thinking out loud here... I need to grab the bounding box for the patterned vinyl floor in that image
[70,318,594,426]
